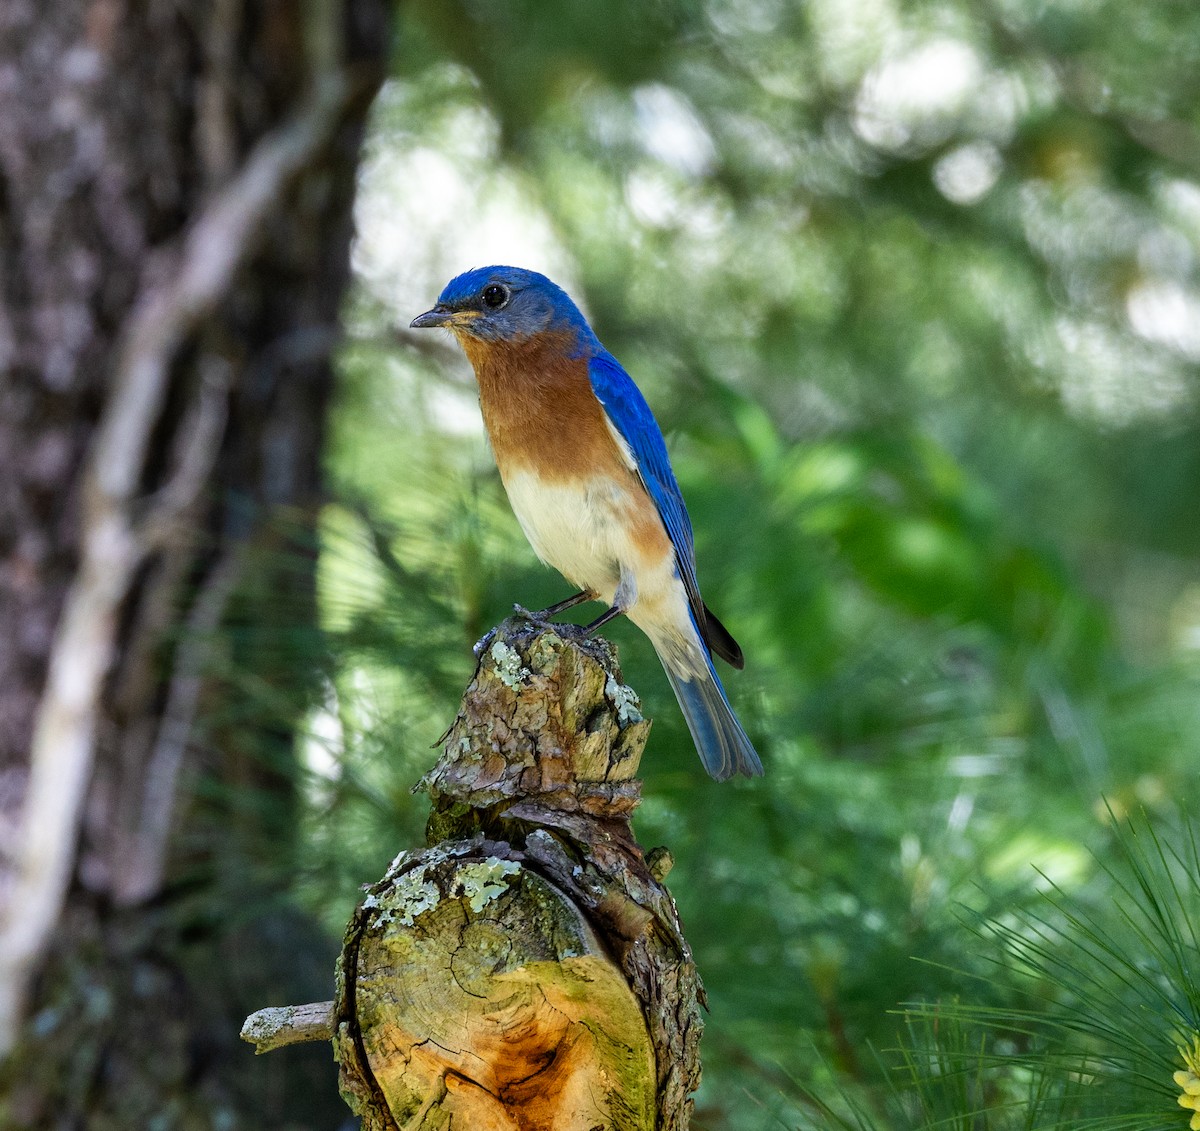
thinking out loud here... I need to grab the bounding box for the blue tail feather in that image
[662,655,763,781]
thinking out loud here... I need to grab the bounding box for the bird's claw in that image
[472,625,498,658]
[513,603,553,629]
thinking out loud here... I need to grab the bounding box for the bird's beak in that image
[410,305,481,330]
[410,305,453,329]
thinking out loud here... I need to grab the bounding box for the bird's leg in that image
[583,569,636,637]
[582,606,624,634]
[516,588,596,624]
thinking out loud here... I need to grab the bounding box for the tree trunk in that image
[0,1,387,1125]
[243,620,705,1130]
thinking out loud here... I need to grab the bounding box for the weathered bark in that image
[246,620,705,1130]
[0,0,388,1124]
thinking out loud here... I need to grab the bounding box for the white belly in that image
[503,472,623,597]
[502,469,707,678]
[501,472,662,599]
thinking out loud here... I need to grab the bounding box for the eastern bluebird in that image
[411,267,762,780]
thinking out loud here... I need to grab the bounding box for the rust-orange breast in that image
[460,331,634,485]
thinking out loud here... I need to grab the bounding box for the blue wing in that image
[587,352,704,623]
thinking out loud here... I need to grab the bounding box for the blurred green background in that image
[300,1,1200,1126]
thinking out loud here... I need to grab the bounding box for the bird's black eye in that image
[482,283,509,309]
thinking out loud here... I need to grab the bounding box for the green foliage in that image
[299,0,1200,1125]
[870,813,1200,1130]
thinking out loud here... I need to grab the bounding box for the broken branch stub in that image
[333,618,704,1130]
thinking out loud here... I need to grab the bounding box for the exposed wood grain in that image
[345,845,654,1129]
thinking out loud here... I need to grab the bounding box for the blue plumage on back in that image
[587,353,704,624]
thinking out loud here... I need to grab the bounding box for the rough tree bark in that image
[243,619,705,1130]
[0,1,387,1125]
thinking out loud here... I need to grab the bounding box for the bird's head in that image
[410,266,597,349]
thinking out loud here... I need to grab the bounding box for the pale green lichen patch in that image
[605,675,643,724]
[489,640,526,689]
[457,857,521,913]
[392,869,442,926]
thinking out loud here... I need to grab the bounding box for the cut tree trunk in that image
[0,1,387,1125]
[243,619,705,1130]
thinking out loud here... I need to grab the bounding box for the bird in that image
[411,266,762,781]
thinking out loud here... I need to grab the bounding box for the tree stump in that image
[242,618,704,1129]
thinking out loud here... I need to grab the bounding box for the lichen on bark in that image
[332,617,705,1130]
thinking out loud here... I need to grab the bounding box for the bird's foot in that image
[512,605,602,654]
[474,606,574,657]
